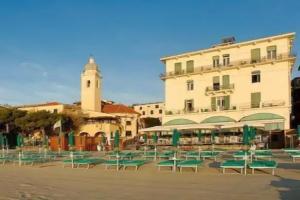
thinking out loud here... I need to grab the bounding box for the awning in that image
[139,126,172,132]
[139,124,218,132]
[221,121,265,129]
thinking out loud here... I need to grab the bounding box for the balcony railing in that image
[164,100,285,115]
[206,84,235,92]
[160,53,295,79]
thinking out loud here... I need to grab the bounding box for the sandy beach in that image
[0,151,300,200]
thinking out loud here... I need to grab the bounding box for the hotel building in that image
[159,33,296,148]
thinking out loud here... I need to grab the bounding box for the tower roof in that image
[83,56,100,72]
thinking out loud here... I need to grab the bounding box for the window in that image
[213,76,220,90]
[213,56,220,67]
[267,46,277,59]
[222,75,230,89]
[251,48,261,63]
[211,96,230,110]
[87,80,91,88]
[142,111,145,115]
[150,110,154,114]
[187,80,194,91]
[174,62,182,75]
[223,54,230,66]
[139,107,142,110]
[251,92,261,108]
[126,131,132,137]
[186,60,194,73]
[53,109,58,113]
[126,121,131,126]
[155,105,159,108]
[216,96,225,110]
[184,99,194,112]
[159,109,162,114]
[252,71,261,83]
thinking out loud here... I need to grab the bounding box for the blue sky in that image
[0,0,299,105]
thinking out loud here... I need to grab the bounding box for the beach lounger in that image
[254,150,273,160]
[233,151,251,160]
[220,160,246,174]
[177,160,203,173]
[143,151,157,160]
[288,152,300,163]
[104,160,125,170]
[157,151,174,160]
[122,160,146,171]
[64,158,104,169]
[185,151,201,160]
[282,148,300,153]
[157,160,177,171]
[248,160,277,175]
[201,151,220,161]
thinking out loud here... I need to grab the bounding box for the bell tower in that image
[81,56,102,112]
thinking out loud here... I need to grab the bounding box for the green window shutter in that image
[174,63,182,74]
[213,76,219,84]
[251,92,261,108]
[222,75,230,88]
[224,96,230,110]
[211,97,216,111]
[251,48,261,62]
[267,46,276,51]
[186,60,194,73]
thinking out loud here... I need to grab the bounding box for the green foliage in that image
[15,110,59,134]
[0,108,27,132]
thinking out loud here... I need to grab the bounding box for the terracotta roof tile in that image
[102,104,140,115]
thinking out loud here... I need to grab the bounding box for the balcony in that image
[164,100,285,115]
[160,53,296,80]
[205,84,234,95]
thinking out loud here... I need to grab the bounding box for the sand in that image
[0,152,300,200]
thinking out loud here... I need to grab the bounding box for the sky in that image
[0,0,299,106]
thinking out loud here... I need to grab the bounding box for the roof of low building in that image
[102,104,140,115]
[16,102,62,108]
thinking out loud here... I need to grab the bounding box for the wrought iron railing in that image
[160,53,295,79]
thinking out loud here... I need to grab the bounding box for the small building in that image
[102,103,140,139]
[17,102,65,114]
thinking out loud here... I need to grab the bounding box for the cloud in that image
[19,61,49,78]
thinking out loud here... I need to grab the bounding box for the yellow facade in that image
[18,103,64,114]
[161,33,296,130]
[81,57,102,112]
[133,102,164,121]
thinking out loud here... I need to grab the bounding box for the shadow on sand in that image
[271,177,300,199]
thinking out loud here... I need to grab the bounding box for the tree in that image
[0,108,27,132]
[15,110,59,135]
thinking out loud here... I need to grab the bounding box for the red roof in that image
[102,104,140,115]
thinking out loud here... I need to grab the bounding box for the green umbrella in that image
[211,130,216,143]
[172,129,180,147]
[152,133,158,144]
[68,130,75,147]
[17,133,24,147]
[42,135,49,147]
[243,125,250,145]
[114,130,120,150]
[197,130,203,143]
[297,125,300,139]
[0,133,4,147]
[143,134,148,143]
